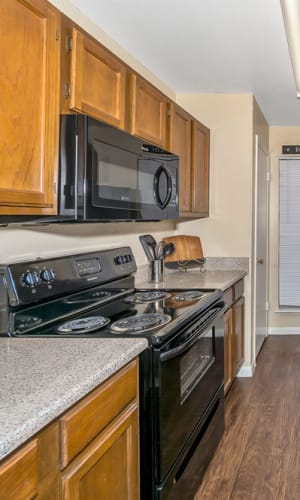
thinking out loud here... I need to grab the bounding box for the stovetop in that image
[0,246,222,345]
[10,286,222,344]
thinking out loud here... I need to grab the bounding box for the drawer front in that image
[0,440,38,500]
[223,287,233,310]
[233,280,244,301]
[60,360,138,468]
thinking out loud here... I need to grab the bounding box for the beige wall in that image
[176,93,255,367]
[48,0,175,100]
[0,221,176,266]
[269,127,300,329]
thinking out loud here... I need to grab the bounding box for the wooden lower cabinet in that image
[223,281,245,395]
[224,307,234,394]
[0,422,60,500]
[0,360,139,500]
[61,404,139,500]
[233,296,245,374]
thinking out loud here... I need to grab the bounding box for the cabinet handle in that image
[257,258,264,264]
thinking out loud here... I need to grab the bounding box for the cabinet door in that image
[224,307,234,395]
[62,404,139,500]
[191,119,210,217]
[233,296,245,373]
[0,440,38,500]
[167,103,192,213]
[70,28,126,129]
[128,74,167,147]
[0,0,60,215]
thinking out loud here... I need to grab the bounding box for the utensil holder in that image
[150,259,164,283]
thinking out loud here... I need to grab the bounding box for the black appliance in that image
[0,247,225,500]
[59,115,179,221]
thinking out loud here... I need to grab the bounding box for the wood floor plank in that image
[194,336,300,500]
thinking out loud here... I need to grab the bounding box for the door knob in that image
[257,258,264,264]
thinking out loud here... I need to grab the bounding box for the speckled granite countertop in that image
[136,269,247,291]
[0,337,147,461]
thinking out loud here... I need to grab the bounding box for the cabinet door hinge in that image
[56,30,60,41]
[65,35,73,52]
[64,82,71,99]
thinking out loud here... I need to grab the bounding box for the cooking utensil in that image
[139,235,155,262]
[156,240,165,260]
[162,242,175,259]
[143,234,158,259]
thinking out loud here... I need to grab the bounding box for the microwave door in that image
[87,140,141,219]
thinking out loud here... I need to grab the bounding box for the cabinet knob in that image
[257,258,264,264]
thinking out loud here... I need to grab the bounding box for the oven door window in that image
[180,329,215,404]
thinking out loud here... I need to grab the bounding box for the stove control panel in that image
[1,246,137,306]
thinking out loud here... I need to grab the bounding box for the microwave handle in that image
[160,305,225,362]
[153,165,172,209]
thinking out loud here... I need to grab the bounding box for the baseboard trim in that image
[237,363,255,377]
[268,327,300,335]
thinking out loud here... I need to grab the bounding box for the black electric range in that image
[0,247,225,500]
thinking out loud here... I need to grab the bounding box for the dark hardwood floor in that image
[195,336,300,500]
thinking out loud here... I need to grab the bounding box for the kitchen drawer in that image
[0,439,38,500]
[233,280,244,301]
[223,287,233,310]
[60,360,138,468]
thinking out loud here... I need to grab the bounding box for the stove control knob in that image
[114,255,123,265]
[22,271,40,287]
[40,268,55,283]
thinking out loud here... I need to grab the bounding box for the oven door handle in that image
[160,305,225,362]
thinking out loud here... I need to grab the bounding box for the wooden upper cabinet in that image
[167,103,192,214]
[0,0,60,215]
[167,103,210,217]
[128,74,167,147]
[191,119,210,217]
[68,27,126,129]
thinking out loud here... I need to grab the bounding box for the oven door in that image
[153,302,225,481]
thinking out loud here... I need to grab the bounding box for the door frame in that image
[252,134,270,361]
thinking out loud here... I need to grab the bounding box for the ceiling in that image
[68,0,300,126]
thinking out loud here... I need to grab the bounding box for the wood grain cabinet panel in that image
[223,281,245,396]
[233,296,245,373]
[167,103,192,213]
[61,404,139,500]
[0,439,38,500]
[60,360,137,468]
[69,27,126,129]
[191,119,210,217]
[128,74,167,147]
[0,0,60,215]
[167,103,210,217]
[224,307,234,395]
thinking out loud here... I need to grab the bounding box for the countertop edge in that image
[0,338,148,461]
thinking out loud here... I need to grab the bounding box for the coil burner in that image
[125,291,171,304]
[110,313,171,333]
[173,291,205,302]
[57,316,110,334]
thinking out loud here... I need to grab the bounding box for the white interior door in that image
[255,137,269,357]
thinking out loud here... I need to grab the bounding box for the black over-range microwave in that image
[59,114,179,221]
